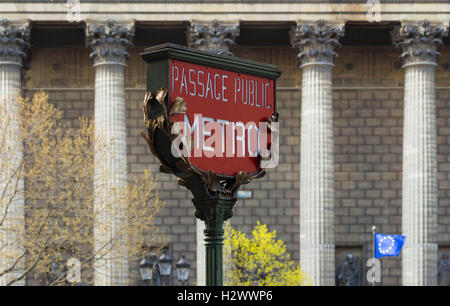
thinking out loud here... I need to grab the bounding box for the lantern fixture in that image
[158,251,172,286]
[175,255,191,285]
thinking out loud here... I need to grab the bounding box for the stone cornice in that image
[290,20,345,68]
[4,1,450,3]
[0,19,30,66]
[187,19,240,56]
[391,20,449,67]
[3,3,450,23]
[85,19,135,66]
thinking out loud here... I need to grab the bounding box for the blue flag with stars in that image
[374,233,406,258]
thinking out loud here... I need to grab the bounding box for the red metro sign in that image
[142,44,281,177]
[169,59,276,176]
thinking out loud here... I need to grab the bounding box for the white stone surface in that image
[0,63,25,286]
[392,21,448,286]
[299,63,336,286]
[0,20,29,286]
[291,20,344,286]
[0,3,448,23]
[402,63,439,286]
[196,219,206,286]
[87,20,134,286]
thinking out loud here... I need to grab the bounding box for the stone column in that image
[0,19,29,286]
[187,19,239,286]
[290,20,344,286]
[86,20,135,286]
[392,21,448,286]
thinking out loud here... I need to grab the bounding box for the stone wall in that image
[22,44,450,285]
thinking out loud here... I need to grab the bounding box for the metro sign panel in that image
[170,59,275,176]
[141,44,281,177]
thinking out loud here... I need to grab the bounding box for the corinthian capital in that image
[0,19,30,66]
[187,19,240,56]
[391,20,449,67]
[85,20,135,66]
[290,20,345,67]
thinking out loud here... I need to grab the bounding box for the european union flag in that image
[374,233,406,258]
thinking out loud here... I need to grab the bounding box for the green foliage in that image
[224,221,310,286]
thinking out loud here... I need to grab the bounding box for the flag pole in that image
[371,226,376,287]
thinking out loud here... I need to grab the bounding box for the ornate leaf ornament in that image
[159,164,173,174]
[187,19,240,56]
[230,171,251,192]
[391,20,449,66]
[169,97,187,116]
[203,171,227,194]
[290,19,344,67]
[141,89,267,198]
[86,19,135,65]
[0,19,30,64]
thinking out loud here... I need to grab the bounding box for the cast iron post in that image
[193,196,236,286]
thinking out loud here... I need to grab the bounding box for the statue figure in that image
[336,253,360,286]
[438,252,450,286]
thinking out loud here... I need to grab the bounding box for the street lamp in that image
[176,255,191,286]
[139,253,157,286]
[158,251,172,286]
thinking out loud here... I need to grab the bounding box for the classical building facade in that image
[1,1,450,285]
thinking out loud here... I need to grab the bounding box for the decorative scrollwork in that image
[391,20,449,66]
[0,19,30,65]
[187,19,240,56]
[141,89,268,198]
[85,19,135,65]
[169,97,187,116]
[290,19,344,66]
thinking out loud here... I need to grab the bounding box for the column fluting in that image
[290,20,344,286]
[392,20,448,286]
[86,20,134,286]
